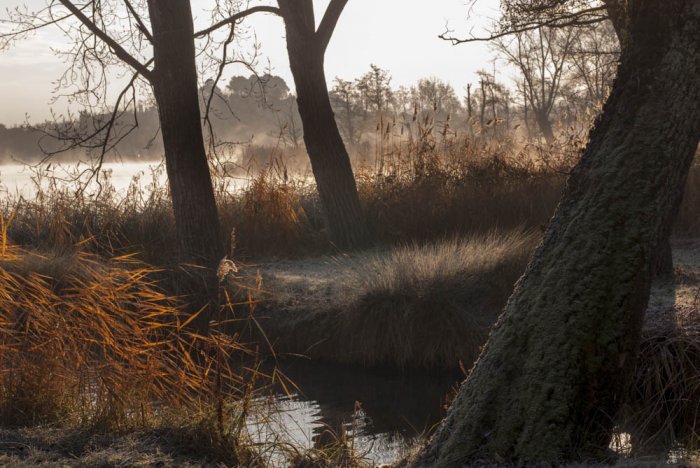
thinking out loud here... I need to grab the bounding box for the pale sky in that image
[0,0,499,125]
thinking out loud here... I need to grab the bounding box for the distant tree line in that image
[0,15,617,166]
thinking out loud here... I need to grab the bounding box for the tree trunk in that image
[278,1,369,249]
[408,2,700,466]
[654,236,674,277]
[147,0,224,267]
[466,83,473,119]
[535,109,555,142]
[479,81,487,129]
[344,98,356,148]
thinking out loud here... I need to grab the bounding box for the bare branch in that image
[440,5,608,44]
[123,0,153,44]
[316,0,348,52]
[0,3,89,48]
[57,0,153,81]
[193,6,280,39]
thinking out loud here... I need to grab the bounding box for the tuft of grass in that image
[335,230,540,368]
[242,230,540,369]
[624,305,700,455]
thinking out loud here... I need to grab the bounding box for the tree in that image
[474,70,509,135]
[409,1,700,465]
[1,1,278,267]
[414,78,461,116]
[494,25,576,142]
[211,1,368,247]
[568,21,619,112]
[356,64,394,115]
[147,0,224,266]
[330,78,361,147]
[275,0,369,248]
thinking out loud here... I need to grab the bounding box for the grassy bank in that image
[227,234,700,456]
[234,230,540,369]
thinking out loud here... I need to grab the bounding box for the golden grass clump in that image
[332,231,540,369]
[0,237,254,435]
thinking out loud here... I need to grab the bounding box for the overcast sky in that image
[0,1,499,125]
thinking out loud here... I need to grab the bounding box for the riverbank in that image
[229,230,539,369]
[2,235,700,466]
[226,234,700,455]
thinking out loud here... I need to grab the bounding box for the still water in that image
[249,359,460,466]
[0,161,252,199]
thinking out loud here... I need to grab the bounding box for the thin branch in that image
[193,6,280,38]
[0,4,87,42]
[316,0,347,52]
[57,0,153,81]
[440,5,608,44]
[123,0,153,44]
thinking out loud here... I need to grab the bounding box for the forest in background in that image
[0,19,617,171]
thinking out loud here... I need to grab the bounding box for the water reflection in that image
[248,359,461,466]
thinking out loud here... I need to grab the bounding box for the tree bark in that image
[408,1,700,465]
[277,0,369,249]
[653,236,674,277]
[147,0,224,267]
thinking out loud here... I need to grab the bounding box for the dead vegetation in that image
[0,134,700,464]
[230,230,540,369]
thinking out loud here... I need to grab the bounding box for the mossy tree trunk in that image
[147,0,224,267]
[277,0,369,249]
[408,2,700,466]
[654,237,674,277]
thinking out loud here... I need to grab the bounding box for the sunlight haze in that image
[0,0,496,125]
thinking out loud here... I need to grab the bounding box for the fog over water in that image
[0,160,250,199]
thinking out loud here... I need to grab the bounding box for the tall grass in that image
[0,218,274,463]
[243,230,540,369]
[624,305,700,454]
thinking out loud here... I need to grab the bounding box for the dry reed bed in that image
[0,239,266,464]
[0,240,374,466]
[6,153,700,266]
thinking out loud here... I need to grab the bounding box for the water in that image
[0,160,252,199]
[0,161,170,199]
[248,359,461,466]
[246,359,697,466]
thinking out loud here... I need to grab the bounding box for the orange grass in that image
[0,221,259,431]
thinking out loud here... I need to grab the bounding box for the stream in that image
[248,359,461,466]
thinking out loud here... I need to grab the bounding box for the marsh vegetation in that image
[1,0,700,466]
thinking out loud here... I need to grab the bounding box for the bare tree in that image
[568,20,620,111]
[330,78,360,148]
[409,0,700,465]
[494,25,576,141]
[414,78,461,116]
[275,0,368,248]
[207,0,368,248]
[356,64,394,115]
[0,1,278,268]
[474,70,509,135]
